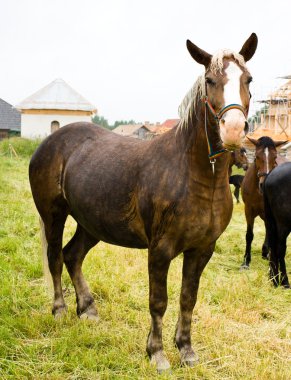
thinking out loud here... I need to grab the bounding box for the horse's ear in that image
[246,136,258,146]
[274,140,288,147]
[186,40,212,67]
[239,33,258,62]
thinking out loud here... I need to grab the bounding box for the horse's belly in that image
[67,197,149,249]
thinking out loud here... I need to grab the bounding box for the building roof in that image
[0,98,21,131]
[113,124,151,136]
[270,80,291,99]
[154,119,180,135]
[160,119,180,129]
[16,78,96,112]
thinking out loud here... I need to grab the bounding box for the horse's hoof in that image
[78,302,99,322]
[180,348,199,367]
[80,313,99,322]
[79,309,99,322]
[282,284,290,289]
[150,351,171,373]
[53,305,68,319]
[240,264,249,271]
[262,255,268,261]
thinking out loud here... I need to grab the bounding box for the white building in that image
[17,78,97,138]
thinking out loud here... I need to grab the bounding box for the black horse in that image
[229,174,244,203]
[264,162,291,288]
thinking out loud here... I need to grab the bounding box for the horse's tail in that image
[263,190,278,285]
[39,216,53,292]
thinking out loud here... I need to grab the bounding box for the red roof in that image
[153,119,180,135]
[160,119,180,129]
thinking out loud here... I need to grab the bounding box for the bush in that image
[0,137,42,158]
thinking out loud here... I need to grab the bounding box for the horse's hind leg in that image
[43,210,68,317]
[63,224,99,320]
[262,232,269,260]
[234,185,240,203]
[277,228,290,288]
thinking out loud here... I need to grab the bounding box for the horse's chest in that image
[158,184,233,249]
[188,200,231,244]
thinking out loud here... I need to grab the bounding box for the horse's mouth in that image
[223,143,241,152]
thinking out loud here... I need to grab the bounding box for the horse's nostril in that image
[244,121,249,134]
[221,118,225,124]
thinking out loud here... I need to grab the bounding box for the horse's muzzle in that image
[258,172,268,194]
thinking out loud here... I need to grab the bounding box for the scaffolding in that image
[248,76,291,141]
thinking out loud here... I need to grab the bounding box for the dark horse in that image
[264,162,291,288]
[229,174,245,203]
[240,136,286,269]
[29,34,257,372]
[228,147,248,203]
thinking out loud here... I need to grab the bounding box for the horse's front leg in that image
[175,245,213,366]
[146,248,171,373]
[241,212,254,269]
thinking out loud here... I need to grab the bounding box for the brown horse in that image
[240,136,287,269]
[29,34,257,372]
[229,147,249,176]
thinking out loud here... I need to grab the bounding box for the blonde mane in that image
[178,50,247,130]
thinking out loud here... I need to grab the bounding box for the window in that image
[51,121,60,133]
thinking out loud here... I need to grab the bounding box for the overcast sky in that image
[0,0,290,124]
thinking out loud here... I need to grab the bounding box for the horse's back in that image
[30,122,135,167]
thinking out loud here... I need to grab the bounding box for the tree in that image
[113,119,135,129]
[91,115,136,130]
[91,115,111,130]
[248,104,269,125]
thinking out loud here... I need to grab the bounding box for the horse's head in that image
[232,147,249,171]
[186,33,258,151]
[248,136,287,192]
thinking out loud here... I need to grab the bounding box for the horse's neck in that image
[247,162,259,188]
[178,117,231,182]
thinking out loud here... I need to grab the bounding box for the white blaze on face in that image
[219,61,246,147]
[224,61,243,106]
[265,147,269,173]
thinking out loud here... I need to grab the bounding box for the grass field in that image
[0,149,290,379]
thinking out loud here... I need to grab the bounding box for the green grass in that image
[0,137,41,158]
[0,157,290,379]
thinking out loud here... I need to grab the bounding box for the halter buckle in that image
[210,159,216,174]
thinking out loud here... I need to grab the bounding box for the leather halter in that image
[257,171,268,178]
[201,95,247,171]
[203,96,247,121]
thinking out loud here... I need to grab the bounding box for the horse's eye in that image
[206,77,216,86]
[246,77,253,84]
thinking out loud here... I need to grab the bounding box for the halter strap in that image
[202,96,226,161]
[202,96,247,162]
[218,103,247,119]
[202,96,247,120]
